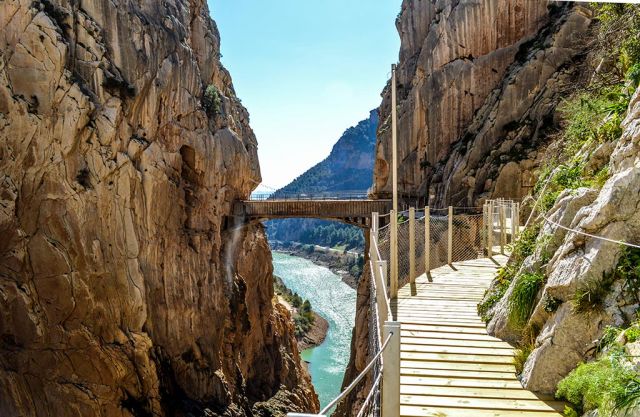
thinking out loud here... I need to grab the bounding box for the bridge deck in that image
[393,255,564,417]
[237,199,392,227]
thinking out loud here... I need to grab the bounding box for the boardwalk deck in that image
[392,255,564,417]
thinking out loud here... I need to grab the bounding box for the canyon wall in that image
[364,0,640,412]
[373,0,592,207]
[340,2,596,415]
[0,1,317,416]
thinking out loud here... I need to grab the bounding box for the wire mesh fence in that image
[356,264,383,417]
[324,201,520,417]
[374,210,487,290]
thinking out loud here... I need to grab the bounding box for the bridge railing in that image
[288,201,519,417]
[249,190,370,201]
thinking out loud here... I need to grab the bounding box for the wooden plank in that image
[401,360,514,373]
[401,330,501,342]
[400,394,565,412]
[395,245,563,417]
[401,404,562,417]
[401,344,514,356]
[401,323,492,334]
[399,375,524,389]
[401,351,513,365]
[401,384,556,401]
[401,367,517,380]
[401,317,485,329]
[401,336,513,349]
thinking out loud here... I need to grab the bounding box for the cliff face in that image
[373,0,592,206]
[339,2,598,415]
[0,1,317,416]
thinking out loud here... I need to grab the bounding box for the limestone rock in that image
[521,304,607,393]
[492,86,640,394]
[0,1,317,416]
[373,1,593,207]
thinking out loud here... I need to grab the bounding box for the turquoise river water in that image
[272,252,356,409]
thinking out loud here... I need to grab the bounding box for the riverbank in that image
[271,241,363,289]
[274,275,329,351]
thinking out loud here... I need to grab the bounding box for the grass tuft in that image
[556,353,640,416]
[508,273,545,329]
[514,344,533,376]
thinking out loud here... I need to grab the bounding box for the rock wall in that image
[373,0,592,207]
[486,86,640,393]
[0,1,317,416]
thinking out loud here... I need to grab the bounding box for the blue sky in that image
[209,1,401,189]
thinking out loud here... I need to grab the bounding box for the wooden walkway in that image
[392,255,564,417]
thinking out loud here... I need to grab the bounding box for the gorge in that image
[2,1,640,417]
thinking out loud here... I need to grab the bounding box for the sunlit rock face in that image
[373,0,592,207]
[0,1,317,416]
[486,86,640,393]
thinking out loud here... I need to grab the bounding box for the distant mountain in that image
[276,110,378,194]
[266,110,378,250]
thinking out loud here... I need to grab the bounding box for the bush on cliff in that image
[478,224,541,322]
[508,272,545,329]
[203,84,222,116]
[556,351,640,416]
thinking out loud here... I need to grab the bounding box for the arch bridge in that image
[232,192,392,228]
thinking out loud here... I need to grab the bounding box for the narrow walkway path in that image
[392,255,564,417]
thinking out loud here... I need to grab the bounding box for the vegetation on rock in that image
[478,224,541,322]
[203,84,222,116]
[508,272,545,329]
[534,4,640,212]
[557,319,640,417]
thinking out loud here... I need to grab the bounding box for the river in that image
[272,251,356,410]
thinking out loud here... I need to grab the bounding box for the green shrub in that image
[628,63,640,88]
[478,225,542,323]
[510,224,542,264]
[563,405,579,417]
[203,84,222,115]
[542,294,562,313]
[616,247,640,303]
[590,165,610,189]
[508,272,545,329]
[478,276,511,323]
[556,355,639,416]
[625,326,640,344]
[615,379,640,414]
[291,293,302,308]
[599,325,624,352]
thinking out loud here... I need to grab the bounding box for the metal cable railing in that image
[249,190,371,201]
[318,332,394,416]
[541,213,640,250]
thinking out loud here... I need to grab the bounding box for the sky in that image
[208,1,402,189]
